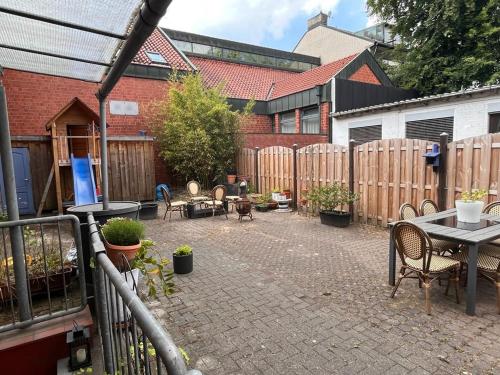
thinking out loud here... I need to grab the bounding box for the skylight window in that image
[146,51,167,64]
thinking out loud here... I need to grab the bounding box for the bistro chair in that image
[161,186,187,221]
[186,180,210,202]
[418,199,460,255]
[482,201,500,255]
[207,185,228,219]
[451,247,500,314]
[391,221,461,315]
[399,202,418,220]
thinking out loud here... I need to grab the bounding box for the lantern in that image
[66,323,92,371]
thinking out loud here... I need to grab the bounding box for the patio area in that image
[145,208,499,375]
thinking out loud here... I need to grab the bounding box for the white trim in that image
[348,118,382,128]
[487,102,500,113]
[405,109,455,123]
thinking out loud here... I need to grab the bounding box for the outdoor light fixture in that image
[66,323,92,371]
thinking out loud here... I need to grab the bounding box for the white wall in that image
[332,94,500,145]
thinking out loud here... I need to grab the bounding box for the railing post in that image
[348,139,356,220]
[292,144,298,209]
[254,147,259,193]
[0,83,31,322]
[438,133,449,210]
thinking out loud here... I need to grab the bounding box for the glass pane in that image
[192,43,212,55]
[301,108,319,134]
[172,40,192,52]
[280,112,296,134]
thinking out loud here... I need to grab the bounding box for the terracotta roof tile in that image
[133,28,192,71]
[190,56,298,100]
[269,54,358,99]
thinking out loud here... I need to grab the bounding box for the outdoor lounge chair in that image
[391,221,461,315]
[206,185,228,219]
[418,199,460,255]
[161,186,187,221]
[186,180,210,202]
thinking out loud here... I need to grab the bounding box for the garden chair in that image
[186,180,210,203]
[391,221,461,315]
[161,186,187,221]
[399,202,418,220]
[481,201,500,257]
[206,185,228,219]
[418,199,460,255]
[450,247,500,313]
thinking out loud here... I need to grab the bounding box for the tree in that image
[149,73,253,186]
[367,0,500,95]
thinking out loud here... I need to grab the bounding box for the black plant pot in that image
[173,253,193,274]
[319,210,351,227]
[255,204,268,212]
[139,201,158,220]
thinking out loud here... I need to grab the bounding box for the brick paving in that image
[145,208,499,375]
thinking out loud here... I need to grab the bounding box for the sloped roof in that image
[132,28,193,71]
[269,54,358,99]
[44,97,104,130]
[191,56,298,100]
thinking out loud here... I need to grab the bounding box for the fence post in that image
[292,144,298,209]
[438,133,449,210]
[348,139,356,220]
[254,147,259,193]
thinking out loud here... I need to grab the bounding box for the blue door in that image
[0,148,35,215]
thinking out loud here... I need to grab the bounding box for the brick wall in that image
[241,114,273,133]
[348,64,381,85]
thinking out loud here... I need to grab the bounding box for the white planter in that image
[455,200,484,223]
[271,192,281,201]
[110,268,141,323]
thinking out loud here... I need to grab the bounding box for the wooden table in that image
[388,208,500,315]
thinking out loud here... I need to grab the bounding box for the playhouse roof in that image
[44,97,105,130]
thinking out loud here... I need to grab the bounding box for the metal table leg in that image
[389,225,396,286]
[466,244,478,315]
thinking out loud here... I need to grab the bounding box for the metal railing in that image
[88,213,202,375]
[0,215,87,332]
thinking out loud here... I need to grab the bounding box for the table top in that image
[390,208,500,245]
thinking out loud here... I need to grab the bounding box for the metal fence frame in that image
[0,214,87,332]
[88,213,202,375]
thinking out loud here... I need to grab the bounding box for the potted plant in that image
[101,217,145,268]
[255,193,271,211]
[306,183,359,227]
[173,244,193,274]
[271,188,281,202]
[455,189,488,223]
[226,168,237,184]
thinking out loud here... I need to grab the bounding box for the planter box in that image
[319,210,351,227]
[173,252,193,274]
[139,202,158,220]
[455,200,484,223]
[255,204,269,212]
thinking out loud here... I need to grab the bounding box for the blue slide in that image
[71,153,98,206]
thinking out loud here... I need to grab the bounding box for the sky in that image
[160,0,378,51]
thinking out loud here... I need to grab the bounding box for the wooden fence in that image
[237,133,500,227]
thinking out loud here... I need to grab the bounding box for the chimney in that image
[307,12,328,30]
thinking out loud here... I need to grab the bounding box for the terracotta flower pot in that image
[105,241,141,268]
[227,175,237,184]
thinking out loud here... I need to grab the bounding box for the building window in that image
[489,113,500,133]
[280,111,296,133]
[405,117,454,142]
[301,107,320,134]
[349,125,382,144]
[145,51,167,64]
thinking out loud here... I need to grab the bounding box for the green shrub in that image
[306,183,359,212]
[101,217,144,246]
[174,244,192,256]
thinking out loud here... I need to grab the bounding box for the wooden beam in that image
[50,123,63,214]
[36,163,54,217]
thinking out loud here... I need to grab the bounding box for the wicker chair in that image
[399,203,418,220]
[391,221,461,314]
[206,185,228,219]
[161,187,187,221]
[451,247,500,314]
[482,201,500,256]
[186,180,210,202]
[418,199,460,255]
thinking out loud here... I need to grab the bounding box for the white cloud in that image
[160,0,341,45]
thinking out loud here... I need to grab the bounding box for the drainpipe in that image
[0,83,31,322]
[99,98,109,210]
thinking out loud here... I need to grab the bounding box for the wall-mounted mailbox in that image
[423,144,440,170]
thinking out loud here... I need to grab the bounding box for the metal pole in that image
[0,83,31,322]
[438,133,448,211]
[99,98,109,210]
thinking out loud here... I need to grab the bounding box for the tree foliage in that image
[149,73,253,185]
[367,0,500,94]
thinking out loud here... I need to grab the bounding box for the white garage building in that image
[331,85,500,145]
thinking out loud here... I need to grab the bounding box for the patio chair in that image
[207,185,228,219]
[450,247,500,314]
[186,180,210,202]
[481,201,500,257]
[161,186,187,221]
[391,221,461,315]
[399,202,418,220]
[418,199,460,255]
